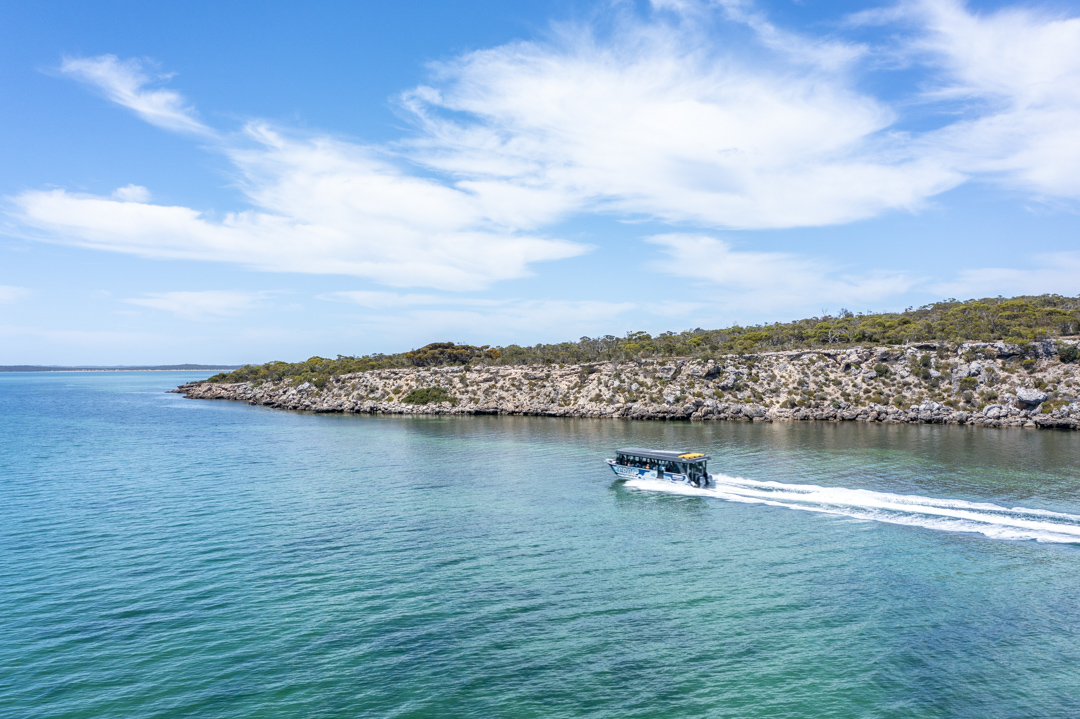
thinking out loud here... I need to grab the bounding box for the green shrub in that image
[959,377,978,391]
[1059,342,1079,363]
[401,387,457,405]
[873,363,890,377]
[1042,400,1068,414]
[405,342,499,367]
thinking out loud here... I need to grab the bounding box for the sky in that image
[2,0,1079,365]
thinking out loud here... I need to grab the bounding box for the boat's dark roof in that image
[615,447,710,462]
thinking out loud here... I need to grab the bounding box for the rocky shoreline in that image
[176,340,1080,430]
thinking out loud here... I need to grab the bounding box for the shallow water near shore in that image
[3,372,1080,717]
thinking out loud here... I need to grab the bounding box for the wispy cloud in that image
[910,0,1080,200]
[710,0,869,70]
[0,285,29,303]
[929,252,1080,299]
[401,17,958,230]
[13,1,1080,304]
[358,299,639,342]
[125,290,268,321]
[12,123,587,291]
[317,291,640,343]
[112,184,151,202]
[648,233,921,314]
[320,290,448,309]
[59,55,210,135]
[321,290,512,309]
[411,300,637,336]
[839,0,1080,201]
[0,324,160,347]
[650,233,1080,318]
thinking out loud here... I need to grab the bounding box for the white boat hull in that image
[607,459,708,487]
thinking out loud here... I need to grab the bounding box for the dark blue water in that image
[2,372,1080,717]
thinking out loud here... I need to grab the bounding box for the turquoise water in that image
[3,372,1080,718]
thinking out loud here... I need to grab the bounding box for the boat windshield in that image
[615,451,708,476]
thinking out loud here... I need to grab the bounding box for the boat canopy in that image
[615,447,710,463]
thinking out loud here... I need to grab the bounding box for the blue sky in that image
[2,0,1079,365]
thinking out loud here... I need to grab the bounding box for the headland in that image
[177,338,1080,429]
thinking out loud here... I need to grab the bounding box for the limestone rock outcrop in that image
[1015,387,1049,407]
[175,340,1080,430]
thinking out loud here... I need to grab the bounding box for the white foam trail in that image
[624,474,1080,544]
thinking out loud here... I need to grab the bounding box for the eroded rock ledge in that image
[176,340,1080,429]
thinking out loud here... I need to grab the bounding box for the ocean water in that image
[2,372,1080,718]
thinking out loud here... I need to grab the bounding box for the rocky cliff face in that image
[177,340,1080,429]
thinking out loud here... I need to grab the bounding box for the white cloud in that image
[373,299,639,342]
[401,19,960,230]
[321,290,449,309]
[648,233,921,314]
[906,0,1080,200]
[59,55,210,135]
[315,291,641,343]
[0,285,29,303]
[0,325,156,344]
[913,0,1080,107]
[710,0,869,71]
[930,252,1080,299]
[397,0,1080,228]
[648,300,707,317]
[12,124,586,291]
[112,184,151,202]
[321,290,633,323]
[649,233,1080,318]
[17,3,1080,305]
[125,290,267,321]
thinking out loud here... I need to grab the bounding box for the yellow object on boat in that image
[678,452,705,459]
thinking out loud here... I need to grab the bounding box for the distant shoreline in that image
[1,366,241,373]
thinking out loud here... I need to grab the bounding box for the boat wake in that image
[624,474,1080,543]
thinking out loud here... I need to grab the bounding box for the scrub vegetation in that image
[401,387,457,405]
[208,294,1080,385]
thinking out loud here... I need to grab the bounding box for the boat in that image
[607,447,711,487]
